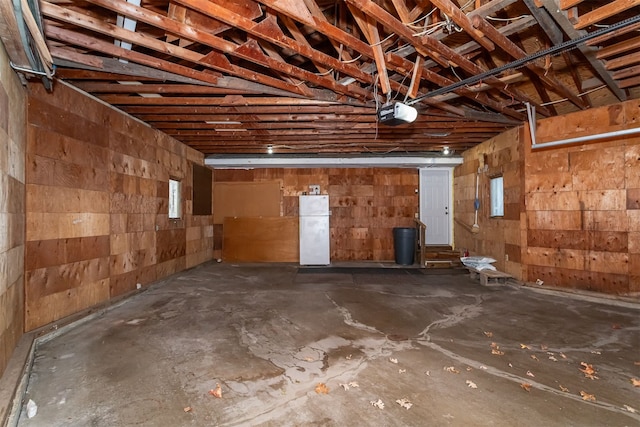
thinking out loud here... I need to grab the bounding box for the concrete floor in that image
[14,262,640,426]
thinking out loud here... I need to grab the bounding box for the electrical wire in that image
[486,15,531,22]
[538,85,606,106]
[370,32,396,47]
[407,13,640,105]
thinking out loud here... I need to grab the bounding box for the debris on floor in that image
[444,366,460,374]
[466,380,477,389]
[520,383,532,392]
[579,362,598,380]
[370,399,384,409]
[26,399,38,419]
[395,398,413,409]
[631,378,640,387]
[314,383,329,394]
[183,406,192,412]
[389,358,398,364]
[209,384,222,398]
[580,391,596,402]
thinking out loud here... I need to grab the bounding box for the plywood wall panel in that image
[215,168,418,261]
[521,98,640,294]
[223,217,298,262]
[25,278,110,331]
[0,37,26,378]
[25,82,213,330]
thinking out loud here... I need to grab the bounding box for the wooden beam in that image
[0,0,31,68]
[407,56,424,99]
[574,0,640,30]
[618,74,640,89]
[586,21,640,46]
[596,35,640,59]
[605,52,640,70]
[174,0,378,95]
[428,0,495,51]
[471,15,588,110]
[345,0,550,114]
[41,2,312,97]
[83,0,368,99]
[559,0,585,9]
[539,0,626,101]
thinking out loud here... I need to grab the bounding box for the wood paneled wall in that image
[213,168,419,261]
[0,42,26,378]
[454,127,524,278]
[524,99,640,294]
[454,99,640,294]
[25,82,213,331]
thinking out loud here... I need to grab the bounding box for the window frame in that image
[168,178,182,219]
[490,175,504,218]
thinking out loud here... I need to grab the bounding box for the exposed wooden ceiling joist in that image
[1,0,637,155]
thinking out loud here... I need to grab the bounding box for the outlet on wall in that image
[505,254,509,261]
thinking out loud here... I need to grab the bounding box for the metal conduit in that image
[531,127,640,150]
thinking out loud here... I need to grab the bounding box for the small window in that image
[169,178,182,219]
[490,176,504,217]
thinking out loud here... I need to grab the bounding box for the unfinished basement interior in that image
[1,0,639,425]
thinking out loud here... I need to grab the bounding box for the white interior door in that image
[420,169,452,245]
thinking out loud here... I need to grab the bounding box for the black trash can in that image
[393,227,416,265]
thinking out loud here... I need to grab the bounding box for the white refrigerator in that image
[299,195,330,265]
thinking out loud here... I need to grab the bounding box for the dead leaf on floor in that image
[389,358,398,364]
[315,383,329,394]
[398,369,406,374]
[508,363,513,368]
[444,366,460,374]
[559,385,569,393]
[580,391,596,402]
[526,370,535,377]
[520,383,532,392]
[183,407,192,413]
[348,382,359,388]
[480,365,488,370]
[339,383,349,391]
[624,405,637,413]
[396,398,413,409]
[560,353,567,359]
[520,344,531,349]
[370,399,385,409]
[209,384,222,398]
[531,355,539,361]
[466,366,473,371]
[549,356,558,362]
[304,357,315,362]
[491,349,505,356]
[490,342,499,349]
[612,324,621,330]
[630,378,640,387]
[590,350,601,355]
[540,344,549,351]
[466,380,478,389]
[424,370,431,376]
[484,331,493,338]
[580,362,598,380]
[634,361,640,366]
[346,354,352,360]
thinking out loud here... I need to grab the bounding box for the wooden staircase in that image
[423,247,463,269]
[414,219,461,269]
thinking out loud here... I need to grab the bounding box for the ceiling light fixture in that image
[267,145,273,154]
[442,146,450,155]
